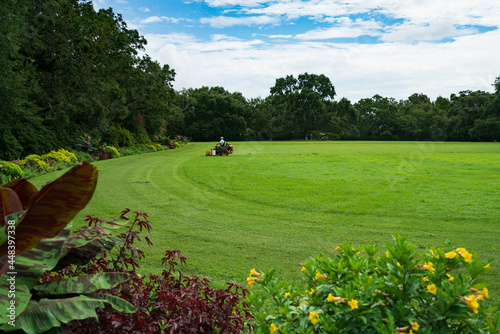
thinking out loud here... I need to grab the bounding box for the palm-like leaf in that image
[0,284,31,325]
[0,187,23,225]
[0,223,70,289]
[1,178,38,210]
[0,295,132,334]
[33,272,131,295]
[0,161,98,257]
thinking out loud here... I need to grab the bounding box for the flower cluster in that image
[247,268,261,287]
[243,235,497,333]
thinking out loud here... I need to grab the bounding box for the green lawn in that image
[29,141,500,305]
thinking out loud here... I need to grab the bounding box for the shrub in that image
[105,145,121,158]
[245,235,498,334]
[41,148,78,166]
[106,126,136,147]
[59,210,251,333]
[153,143,165,151]
[19,154,48,169]
[0,160,24,182]
[71,150,94,162]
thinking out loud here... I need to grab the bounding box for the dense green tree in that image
[354,95,398,140]
[269,73,336,139]
[182,87,249,141]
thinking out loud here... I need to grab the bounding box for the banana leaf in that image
[33,272,132,295]
[52,217,127,271]
[0,223,70,289]
[0,284,31,325]
[0,161,98,257]
[1,178,38,210]
[0,295,129,334]
[0,187,23,225]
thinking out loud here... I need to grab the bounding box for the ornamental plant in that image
[0,162,136,333]
[58,210,251,333]
[41,148,78,166]
[0,161,24,183]
[19,154,48,170]
[244,235,499,334]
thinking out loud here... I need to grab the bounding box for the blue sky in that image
[93,0,500,101]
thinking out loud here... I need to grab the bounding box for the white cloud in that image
[143,29,500,101]
[200,15,281,28]
[295,17,383,40]
[381,21,478,42]
[140,16,188,25]
[139,7,151,12]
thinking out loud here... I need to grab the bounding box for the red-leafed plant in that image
[53,210,251,333]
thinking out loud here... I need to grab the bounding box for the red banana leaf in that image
[0,161,98,257]
[1,178,38,210]
[0,187,23,225]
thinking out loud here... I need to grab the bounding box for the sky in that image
[92,0,500,102]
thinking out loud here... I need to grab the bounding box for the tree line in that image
[1,0,499,160]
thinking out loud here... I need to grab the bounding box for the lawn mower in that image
[206,143,234,156]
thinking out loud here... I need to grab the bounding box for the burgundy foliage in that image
[42,209,251,333]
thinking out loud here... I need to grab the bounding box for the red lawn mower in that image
[206,143,234,156]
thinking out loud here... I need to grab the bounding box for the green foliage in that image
[0,160,24,181]
[106,126,136,147]
[0,164,136,333]
[105,146,121,158]
[41,149,77,166]
[136,131,151,145]
[245,235,497,333]
[19,154,48,169]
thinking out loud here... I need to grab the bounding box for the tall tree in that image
[269,73,336,138]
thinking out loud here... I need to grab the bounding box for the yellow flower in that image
[247,276,256,287]
[423,276,429,282]
[301,266,307,273]
[334,246,340,251]
[409,330,414,334]
[421,262,435,273]
[464,295,479,314]
[427,284,437,295]
[299,301,308,307]
[250,268,261,277]
[485,263,491,268]
[348,299,359,309]
[315,271,328,279]
[368,275,373,279]
[327,293,344,303]
[456,248,473,262]
[309,311,320,324]
[284,292,291,298]
[476,288,489,298]
[356,251,360,256]
[397,262,402,267]
[385,251,390,257]
[445,251,457,259]
[270,323,278,333]
[411,321,420,331]
[447,274,454,282]
[306,288,315,295]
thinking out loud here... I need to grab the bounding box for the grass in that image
[29,141,500,306]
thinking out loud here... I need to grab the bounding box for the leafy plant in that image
[245,234,498,333]
[57,210,251,333]
[41,149,78,166]
[105,146,121,158]
[0,162,136,333]
[0,161,24,183]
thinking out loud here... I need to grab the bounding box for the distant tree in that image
[269,73,336,138]
[183,87,249,141]
[354,95,398,140]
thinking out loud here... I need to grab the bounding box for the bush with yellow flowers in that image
[244,235,499,334]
